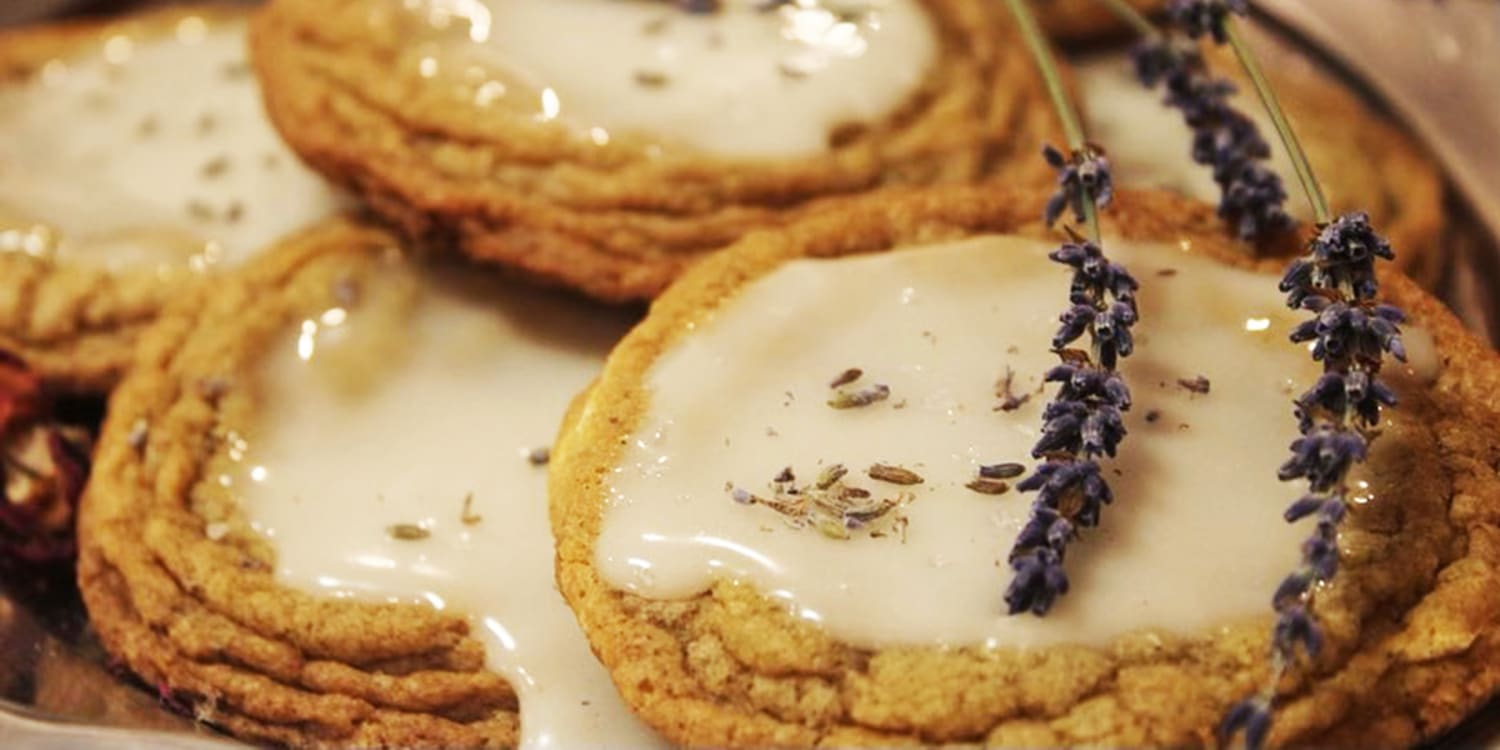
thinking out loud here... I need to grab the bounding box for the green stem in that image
[1002,0,1102,243]
[1095,0,1160,39]
[1223,17,1331,224]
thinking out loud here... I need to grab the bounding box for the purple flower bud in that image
[1219,697,1272,750]
[1041,144,1113,227]
[1278,426,1367,493]
[1302,530,1338,581]
[1168,0,1248,43]
[1272,568,1314,608]
[1005,546,1070,616]
[1272,604,1323,659]
[1283,496,1321,523]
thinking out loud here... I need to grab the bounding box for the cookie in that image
[250,0,1060,302]
[1078,26,1445,286]
[1039,0,1166,41]
[550,185,1500,747]
[77,217,665,747]
[0,6,343,393]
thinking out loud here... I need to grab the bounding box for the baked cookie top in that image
[77,218,664,748]
[250,0,1060,301]
[1078,29,1445,287]
[550,186,1500,747]
[0,5,342,393]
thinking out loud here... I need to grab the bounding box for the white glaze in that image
[231,265,661,748]
[407,0,938,157]
[596,236,1346,649]
[0,18,341,272]
[1078,53,1307,219]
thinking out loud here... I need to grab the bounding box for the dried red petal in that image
[0,350,90,563]
[0,349,43,432]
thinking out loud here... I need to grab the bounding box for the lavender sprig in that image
[1127,25,1292,239]
[1221,214,1406,750]
[1005,240,1139,615]
[1177,3,1409,745]
[1001,0,1139,617]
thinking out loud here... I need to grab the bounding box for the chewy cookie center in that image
[394,0,940,157]
[228,259,656,747]
[596,235,1439,648]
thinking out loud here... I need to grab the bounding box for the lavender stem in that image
[1222,17,1331,223]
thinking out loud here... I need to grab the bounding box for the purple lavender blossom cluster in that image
[1043,144,1115,228]
[1005,240,1139,616]
[1220,212,1406,748]
[1130,1,1292,240]
[1166,0,1248,42]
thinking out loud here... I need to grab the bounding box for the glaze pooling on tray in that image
[0,17,340,272]
[595,236,1440,649]
[230,262,660,748]
[398,0,939,157]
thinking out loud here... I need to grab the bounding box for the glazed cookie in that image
[250,0,1060,302]
[0,6,343,393]
[77,218,664,747]
[550,186,1500,747]
[1078,27,1445,286]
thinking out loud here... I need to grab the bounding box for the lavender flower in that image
[1129,34,1291,240]
[1223,213,1406,749]
[1043,145,1114,228]
[1167,0,1248,43]
[1004,233,1138,616]
[1219,698,1272,750]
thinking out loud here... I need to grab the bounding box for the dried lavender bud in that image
[828,367,863,388]
[1176,375,1211,394]
[633,70,670,88]
[1167,0,1247,43]
[867,464,923,485]
[387,524,430,541]
[827,383,890,409]
[965,478,1011,495]
[994,366,1032,412]
[460,493,483,525]
[527,447,551,466]
[728,462,909,541]
[1042,144,1114,227]
[1047,242,1139,369]
[979,462,1026,479]
[1218,698,1272,750]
